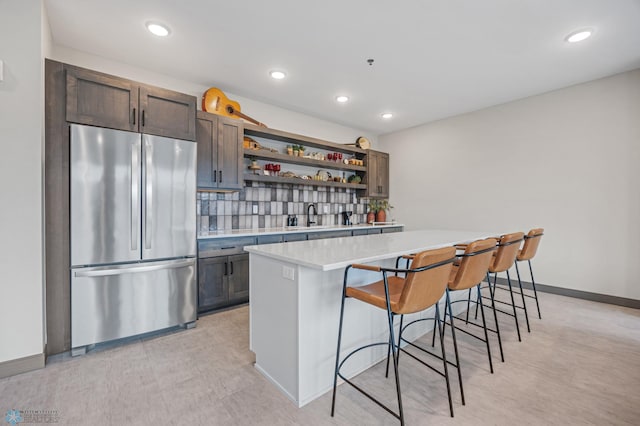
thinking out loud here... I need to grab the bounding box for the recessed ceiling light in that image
[381,113,393,119]
[146,22,170,37]
[336,95,349,103]
[270,70,286,80]
[565,29,592,43]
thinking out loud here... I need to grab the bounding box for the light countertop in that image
[197,222,403,239]
[244,229,497,271]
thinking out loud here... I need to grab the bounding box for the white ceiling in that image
[44,0,640,135]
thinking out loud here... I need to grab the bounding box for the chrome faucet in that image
[307,203,318,227]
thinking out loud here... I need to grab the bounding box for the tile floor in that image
[1,290,639,425]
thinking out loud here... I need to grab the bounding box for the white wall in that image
[380,70,640,300]
[0,0,45,362]
[50,45,377,146]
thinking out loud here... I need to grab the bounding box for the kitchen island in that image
[245,229,496,407]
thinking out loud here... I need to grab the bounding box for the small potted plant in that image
[248,157,261,174]
[298,145,306,156]
[366,200,378,224]
[375,199,393,223]
[287,145,293,156]
[292,145,300,156]
[347,174,361,184]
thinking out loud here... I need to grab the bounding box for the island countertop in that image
[244,229,497,271]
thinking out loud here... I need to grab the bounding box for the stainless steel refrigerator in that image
[70,124,197,355]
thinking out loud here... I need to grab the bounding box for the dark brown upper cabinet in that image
[196,111,244,190]
[65,65,196,141]
[365,150,389,198]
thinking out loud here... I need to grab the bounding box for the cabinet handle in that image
[213,169,217,182]
[142,110,146,127]
[219,171,222,183]
[224,262,228,276]
[132,108,136,125]
[230,261,234,275]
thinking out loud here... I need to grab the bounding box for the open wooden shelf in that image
[244,124,366,156]
[244,149,366,173]
[244,174,366,189]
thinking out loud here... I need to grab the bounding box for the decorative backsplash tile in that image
[197,182,370,233]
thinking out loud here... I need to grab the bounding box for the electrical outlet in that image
[282,266,295,280]
[252,204,258,214]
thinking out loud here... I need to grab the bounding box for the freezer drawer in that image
[71,258,197,348]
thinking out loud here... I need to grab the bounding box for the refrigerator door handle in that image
[145,141,153,250]
[131,142,139,251]
[74,259,194,278]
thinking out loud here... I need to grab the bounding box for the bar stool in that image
[391,238,498,412]
[443,238,499,373]
[478,232,527,341]
[514,228,544,319]
[331,247,457,424]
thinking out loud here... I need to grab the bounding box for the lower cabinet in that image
[227,254,249,301]
[198,253,249,313]
[307,230,352,240]
[198,256,228,310]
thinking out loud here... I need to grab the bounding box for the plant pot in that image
[366,211,376,224]
[376,209,386,223]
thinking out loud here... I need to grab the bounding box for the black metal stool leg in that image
[331,268,350,417]
[385,317,393,378]
[529,259,542,319]
[446,290,464,406]
[505,270,521,342]
[474,286,480,320]
[487,272,504,362]
[431,305,438,348]
[385,314,404,378]
[383,273,404,425]
[435,303,454,417]
[465,288,472,324]
[477,284,494,373]
[397,314,404,366]
[514,261,531,332]
[491,272,498,299]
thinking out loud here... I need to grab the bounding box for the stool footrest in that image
[337,375,402,421]
[448,318,496,340]
[492,298,526,311]
[397,342,452,377]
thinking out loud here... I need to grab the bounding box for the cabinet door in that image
[283,233,307,242]
[66,66,138,132]
[367,150,379,197]
[227,254,249,302]
[198,256,228,311]
[365,150,390,198]
[196,112,218,189]
[216,116,244,190]
[381,226,402,233]
[308,230,352,240]
[139,85,196,141]
[376,151,390,198]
